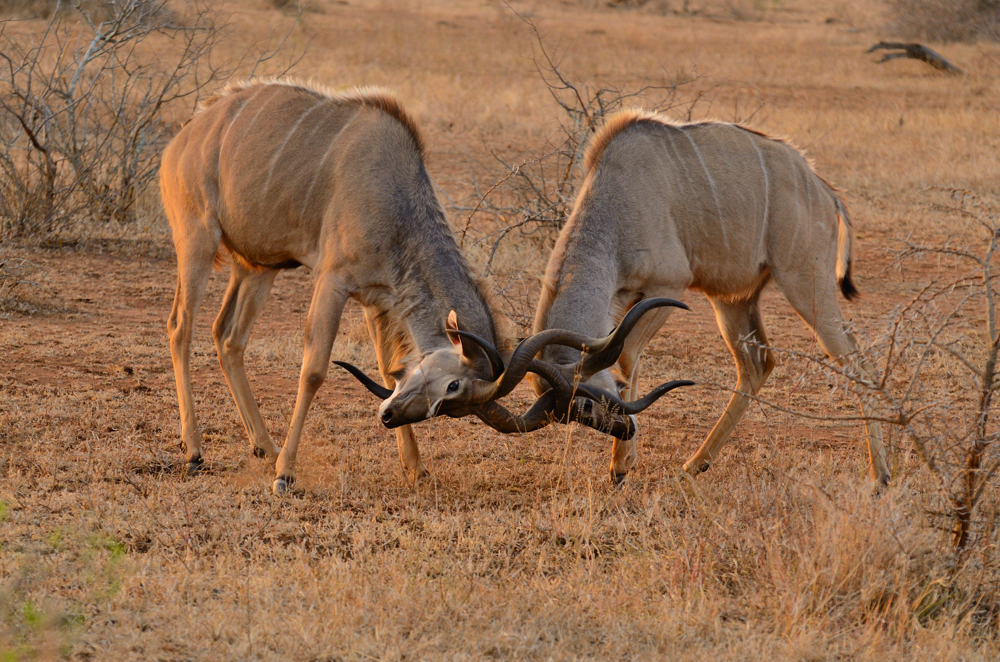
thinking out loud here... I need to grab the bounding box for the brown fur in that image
[537,109,888,485]
[161,79,494,492]
[193,77,425,155]
[583,109,856,299]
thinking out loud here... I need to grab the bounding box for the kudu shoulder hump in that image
[193,76,424,155]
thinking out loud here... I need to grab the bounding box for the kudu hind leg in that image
[273,273,349,494]
[167,226,218,474]
[683,297,775,475]
[783,287,890,486]
[364,308,428,481]
[213,265,281,463]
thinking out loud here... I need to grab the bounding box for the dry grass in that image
[886,0,1000,43]
[3,0,1000,659]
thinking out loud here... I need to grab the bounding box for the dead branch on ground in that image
[867,42,964,74]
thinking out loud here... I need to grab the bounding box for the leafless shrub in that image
[454,5,712,334]
[741,190,1000,561]
[0,0,302,243]
[886,0,1000,43]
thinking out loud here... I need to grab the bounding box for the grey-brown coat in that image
[533,109,889,485]
[160,79,501,493]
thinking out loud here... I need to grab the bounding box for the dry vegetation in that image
[886,0,1000,43]
[3,0,1000,659]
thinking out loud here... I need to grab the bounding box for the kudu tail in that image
[833,195,858,301]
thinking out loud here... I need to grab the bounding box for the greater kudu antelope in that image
[161,79,680,494]
[531,110,890,486]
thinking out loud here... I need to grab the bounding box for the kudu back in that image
[160,79,503,493]
[534,110,890,485]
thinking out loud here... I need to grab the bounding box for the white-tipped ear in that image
[446,310,462,350]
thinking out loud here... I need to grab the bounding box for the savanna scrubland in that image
[3,0,1000,659]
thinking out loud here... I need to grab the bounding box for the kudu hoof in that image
[253,446,268,459]
[272,476,294,495]
[682,460,711,476]
[186,457,204,476]
[610,471,629,487]
[407,465,431,484]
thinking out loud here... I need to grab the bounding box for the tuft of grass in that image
[89,534,127,563]
[19,601,41,629]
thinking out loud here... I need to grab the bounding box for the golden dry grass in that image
[3,0,1000,659]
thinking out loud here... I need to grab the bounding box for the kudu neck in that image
[391,200,498,361]
[540,226,619,367]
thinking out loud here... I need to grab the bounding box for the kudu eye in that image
[583,399,594,414]
[447,380,460,393]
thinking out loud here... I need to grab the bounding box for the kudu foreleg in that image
[610,355,641,483]
[363,308,429,482]
[273,274,348,495]
[609,301,676,484]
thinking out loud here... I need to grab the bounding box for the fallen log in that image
[866,42,964,75]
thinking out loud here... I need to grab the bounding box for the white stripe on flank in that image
[300,115,350,220]
[804,162,814,225]
[237,87,283,147]
[263,98,328,196]
[682,128,727,248]
[220,86,283,189]
[747,133,770,256]
[655,132,683,244]
[217,85,267,181]
[664,129,698,192]
[786,147,801,255]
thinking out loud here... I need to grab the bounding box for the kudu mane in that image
[583,109,808,175]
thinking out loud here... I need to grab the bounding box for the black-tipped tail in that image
[839,262,859,301]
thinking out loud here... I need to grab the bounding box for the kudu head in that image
[393,311,505,426]
[334,299,695,436]
[334,310,504,428]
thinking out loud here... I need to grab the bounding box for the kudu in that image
[531,109,891,486]
[160,79,680,494]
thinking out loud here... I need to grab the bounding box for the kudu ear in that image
[446,310,463,352]
[446,310,484,363]
[446,312,505,381]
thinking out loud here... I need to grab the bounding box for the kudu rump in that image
[532,110,890,485]
[160,79,688,494]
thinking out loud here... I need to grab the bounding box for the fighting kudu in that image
[531,110,890,486]
[161,79,683,494]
